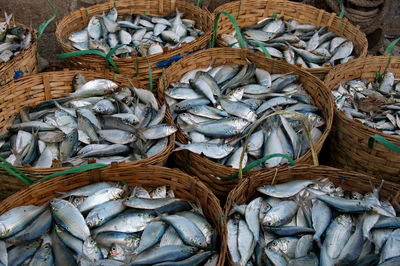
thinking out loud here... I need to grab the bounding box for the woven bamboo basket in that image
[325,0,389,35]
[214,0,368,80]
[0,70,175,199]
[0,165,226,266]
[224,164,400,265]
[0,19,37,86]
[325,55,400,183]
[55,0,213,88]
[158,48,334,199]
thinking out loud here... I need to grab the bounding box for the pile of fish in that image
[220,16,355,68]
[68,7,204,57]
[0,74,177,168]
[0,12,32,63]
[166,63,325,170]
[332,71,400,136]
[0,182,219,265]
[227,179,400,266]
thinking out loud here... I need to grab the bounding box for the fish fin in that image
[228,201,238,216]
[172,141,187,152]
[4,12,12,25]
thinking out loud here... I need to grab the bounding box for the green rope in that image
[0,157,33,185]
[221,153,296,181]
[195,0,202,7]
[57,50,120,73]
[368,134,400,153]
[36,0,57,60]
[34,163,108,183]
[253,40,273,59]
[147,59,153,91]
[211,11,246,49]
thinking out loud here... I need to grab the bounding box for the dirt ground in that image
[1,0,399,65]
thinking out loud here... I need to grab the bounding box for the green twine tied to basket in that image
[0,157,108,186]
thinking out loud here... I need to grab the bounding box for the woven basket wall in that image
[224,164,400,265]
[0,70,174,199]
[324,56,400,182]
[55,0,214,88]
[325,0,389,35]
[158,48,334,199]
[214,0,368,80]
[0,165,226,266]
[0,19,37,86]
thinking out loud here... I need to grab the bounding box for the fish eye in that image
[273,242,277,246]
[112,247,116,251]
[90,240,95,244]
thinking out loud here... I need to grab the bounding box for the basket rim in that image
[213,0,368,72]
[55,0,214,63]
[158,47,334,176]
[325,55,400,145]
[0,70,175,174]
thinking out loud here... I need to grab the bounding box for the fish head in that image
[86,213,103,228]
[41,243,52,256]
[108,243,124,259]
[263,213,280,227]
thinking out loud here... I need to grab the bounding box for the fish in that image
[1,183,219,264]
[226,178,400,265]
[220,16,354,68]
[2,75,175,168]
[332,71,400,136]
[0,13,32,63]
[69,8,201,58]
[167,64,323,170]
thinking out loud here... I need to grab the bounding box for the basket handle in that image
[57,44,127,73]
[220,153,296,181]
[368,134,400,153]
[211,11,246,49]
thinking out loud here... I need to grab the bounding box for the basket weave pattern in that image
[55,0,214,87]
[325,56,400,182]
[214,0,368,80]
[0,70,174,199]
[158,48,334,198]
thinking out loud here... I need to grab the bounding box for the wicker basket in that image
[324,56,400,182]
[0,165,226,266]
[224,164,400,265]
[158,48,334,199]
[0,70,175,199]
[55,0,213,88]
[214,0,368,80]
[325,0,389,35]
[0,19,37,86]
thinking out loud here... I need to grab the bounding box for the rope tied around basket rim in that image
[57,44,128,73]
[0,156,107,185]
[236,109,319,179]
